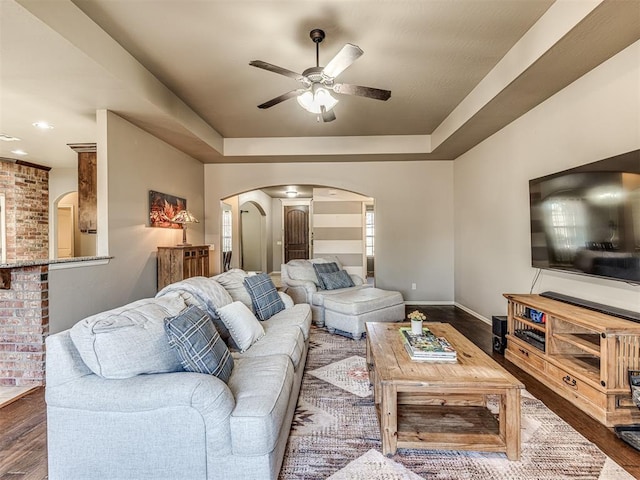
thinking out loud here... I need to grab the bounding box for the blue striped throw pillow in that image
[243,273,285,321]
[164,305,234,382]
[319,270,355,290]
[313,262,340,290]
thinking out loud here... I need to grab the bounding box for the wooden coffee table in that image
[365,322,524,460]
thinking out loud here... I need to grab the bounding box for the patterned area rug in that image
[279,326,634,480]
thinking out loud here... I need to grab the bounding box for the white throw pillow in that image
[217,301,265,352]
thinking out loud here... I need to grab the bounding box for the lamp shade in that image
[171,210,199,224]
[171,210,199,246]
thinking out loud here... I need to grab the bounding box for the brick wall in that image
[0,266,49,386]
[0,160,50,262]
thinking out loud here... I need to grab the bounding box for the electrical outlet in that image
[411,283,416,290]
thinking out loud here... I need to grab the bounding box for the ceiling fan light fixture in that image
[296,85,338,114]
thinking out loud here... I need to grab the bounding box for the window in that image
[222,209,232,253]
[365,206,374,256]
[543,197,587,263]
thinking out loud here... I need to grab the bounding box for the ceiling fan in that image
[250,29,391,122]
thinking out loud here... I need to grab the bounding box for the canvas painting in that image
[149,190,186,228]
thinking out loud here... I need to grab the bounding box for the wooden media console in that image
[504,293,640,427]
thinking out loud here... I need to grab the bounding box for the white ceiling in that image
[1,0,638,169]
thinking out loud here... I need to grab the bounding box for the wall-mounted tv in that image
[529,149,640,284]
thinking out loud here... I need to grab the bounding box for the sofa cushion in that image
[323,287,404,315]
[164,305,234,382]
[233,324,305,370]
[228,354,294,456]
[284,259,319,285]
[212,269,254,312]
[320,269,355,290]
[70,293,186,379]
[311,285,368,307]
[262,303,312,341]
[217,301,265,352]
[243,273,285,321]
[312,262,340,289]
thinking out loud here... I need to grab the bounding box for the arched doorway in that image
[221,185,374,282]
[240,201,266,272]
[55,191,96,259]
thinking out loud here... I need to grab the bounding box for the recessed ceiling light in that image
[32,121,54,129]
[0,133,21,142]
[10,149,28,156]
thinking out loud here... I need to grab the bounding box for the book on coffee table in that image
[399,327,457,362]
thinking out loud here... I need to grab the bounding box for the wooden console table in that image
[157,245,210,290]
[504,293,640,427]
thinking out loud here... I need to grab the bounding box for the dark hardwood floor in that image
[1,305,638,479]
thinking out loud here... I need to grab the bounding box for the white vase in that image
[411,319,423,335]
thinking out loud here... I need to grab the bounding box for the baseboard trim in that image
[453,302,492,325]
[404,300,455,306]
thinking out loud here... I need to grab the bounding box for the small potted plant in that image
[408,310,427,335]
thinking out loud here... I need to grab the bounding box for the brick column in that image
[0,265,49,386]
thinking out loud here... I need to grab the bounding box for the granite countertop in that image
[0,256,112,269]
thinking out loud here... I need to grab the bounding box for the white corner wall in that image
[238,189,273,272]
[205,161,454,303]
[454,41,640,322]
[48,112,205,333]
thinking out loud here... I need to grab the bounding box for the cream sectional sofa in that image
[45,275,311,480]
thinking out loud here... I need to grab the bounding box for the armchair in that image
[280,257,369,326]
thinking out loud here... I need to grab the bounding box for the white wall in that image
[205,161,455,303]
[48,112,204,333]
[240,201,263,272]
[454,41,640,322]
[238,189,273,272]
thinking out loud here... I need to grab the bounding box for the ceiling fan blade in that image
[322,44,363,79]
[249,60,305,82]
[257,90,302,109]
[320,105,336,123]
[333,83,391,101]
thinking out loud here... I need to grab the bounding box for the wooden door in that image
[284,205,309,262]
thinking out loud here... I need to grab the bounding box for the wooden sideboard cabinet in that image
[504,293,640,427]
[157,245,210,290]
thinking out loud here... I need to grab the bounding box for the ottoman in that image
[323,288,404,339]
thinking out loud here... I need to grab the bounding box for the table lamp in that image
[171,210,199,246]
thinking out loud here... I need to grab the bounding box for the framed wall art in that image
[149,190,186,229]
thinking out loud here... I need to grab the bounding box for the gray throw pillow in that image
[243,273,285,320]
[319,270,355,290]
[313,262,340,290]
[164,305,234,382]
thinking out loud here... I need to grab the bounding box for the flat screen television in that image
[529,149,640,284]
